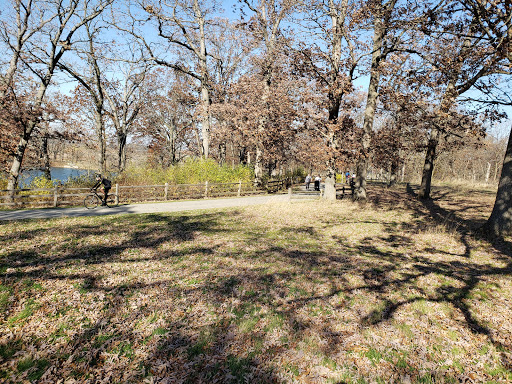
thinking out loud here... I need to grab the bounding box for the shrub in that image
[118,159,254,185]
[0,174,7,190]
[26,176,54,195]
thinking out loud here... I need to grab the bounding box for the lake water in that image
[19,167,92,188]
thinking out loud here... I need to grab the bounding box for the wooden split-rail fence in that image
[288,183,356,201]
[0,179,288,209]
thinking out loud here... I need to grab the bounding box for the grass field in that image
[0,184,511,383]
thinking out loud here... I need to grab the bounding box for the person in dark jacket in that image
[92,173,111,206]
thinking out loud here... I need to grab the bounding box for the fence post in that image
[204,181,209,199]
[237,180,242,197]
[53,186,59,207]
[164,182,169,201]
[115,184,119,205]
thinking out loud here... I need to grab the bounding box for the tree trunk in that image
[323,0,346,201]
[417,14,476,199]
[485,161,491,183]
[167,119,177,165]
[200,80,210,158]
[482,126,512,238]
[254,146,263,186]
[418,126,439,198]
[387,160,399,187]
[118,131,127,173]
[254,78,271,187]
[355,51,381,199]
[94,109,106,174]
[323,171,337,200]
[239,146,247,165]
[196,0,210,160]
[41,135,51,180]
[7,133,30,193]
[219,142,226,165]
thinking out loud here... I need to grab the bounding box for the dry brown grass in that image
[0,183,510,383]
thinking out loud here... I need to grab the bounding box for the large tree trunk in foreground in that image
[482,126,512,238]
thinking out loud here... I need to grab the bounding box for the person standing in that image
[314,175,321,191]
[305,174,312,190]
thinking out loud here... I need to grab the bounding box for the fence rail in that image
[0,180,287,209]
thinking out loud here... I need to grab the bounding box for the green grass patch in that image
[8,299,39,325]
[187,329,213,358]
[0,285,13,313]
[17,357,49,381]
[364,348,383,365]
[226,355,252,383]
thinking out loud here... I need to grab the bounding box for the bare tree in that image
[121,0,218,159]
[0,0,58,98]
[58,20,109,174]
[3,0,112,193]
[103,58,150,173]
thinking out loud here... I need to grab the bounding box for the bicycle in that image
[84,189,118,209]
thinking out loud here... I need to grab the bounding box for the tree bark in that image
[194,0,210,159]
[254,78,271,187]
[482,126,512,238]
[355,11,385,200]
[118,130,127,173]
[200,81,210,158]
[41,134,51,180]
[418,126,439,199]
[94,109,106,174]
[219,141,226,165]
[167,119,177,165]
[323,0,347,201]
[324,130,338,200]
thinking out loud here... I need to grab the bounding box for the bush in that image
[25,176,54,195]
[118,159,255,186]
[283,167,307,184]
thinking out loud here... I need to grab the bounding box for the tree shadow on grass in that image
[1,197,512,382]
[359,183,512,372]
[0,212,229,274]
[0,210,287,383]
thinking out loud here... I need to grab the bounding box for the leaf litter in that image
[0,184,511,383]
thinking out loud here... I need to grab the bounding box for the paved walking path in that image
[0,194,291,222]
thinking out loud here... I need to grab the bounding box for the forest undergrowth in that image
[0,184,511,383]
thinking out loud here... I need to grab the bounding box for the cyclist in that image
[92,173,111,206]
